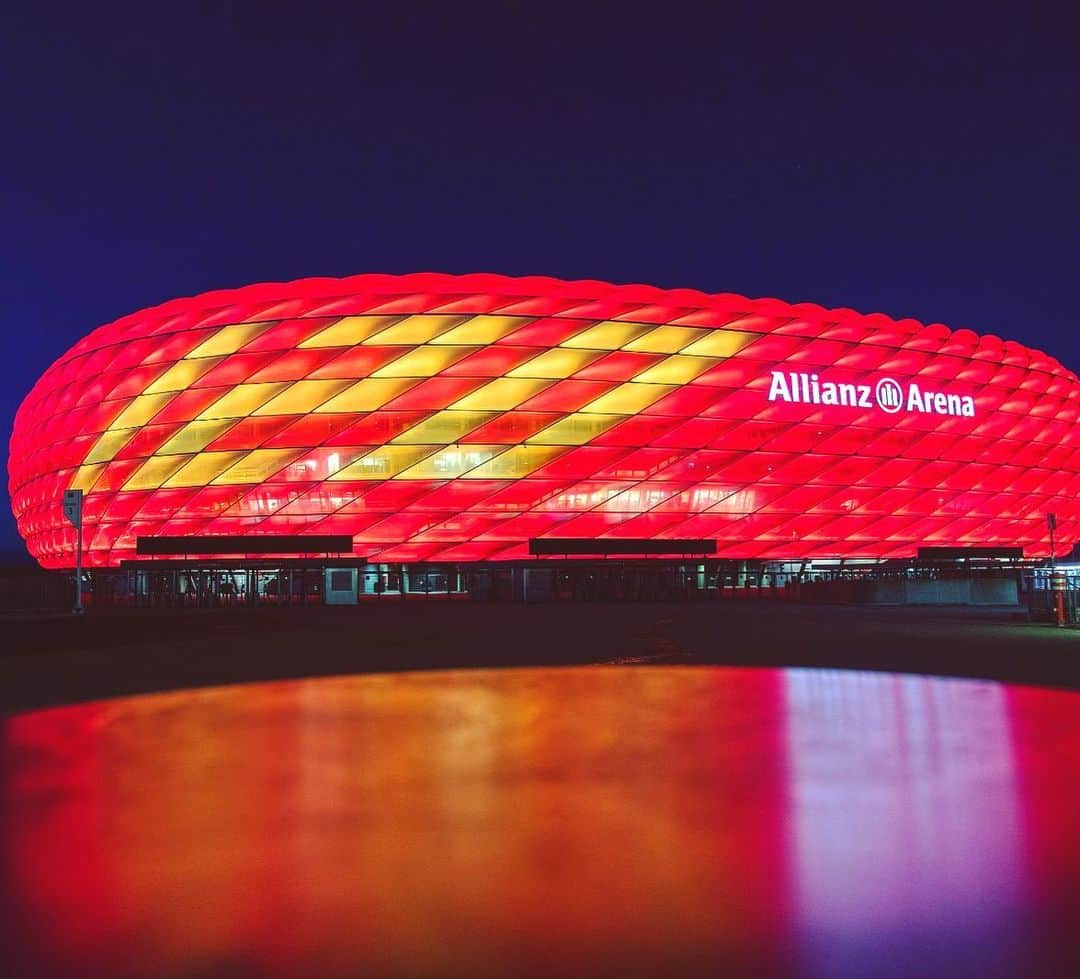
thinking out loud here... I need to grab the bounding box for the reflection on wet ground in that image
[2,666,1079,978]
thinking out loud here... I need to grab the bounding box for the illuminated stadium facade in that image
[8,273,1080,597]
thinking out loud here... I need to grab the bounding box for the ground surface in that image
[4,664,1080,979]
[3,599,1078,714]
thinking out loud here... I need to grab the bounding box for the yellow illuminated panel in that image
[679,330,759,358]
[163,451,247,488]
[371,346,475,377]
[122,454,194,491]
[392,410,499,444]
[252,379,353,416]
[527,413,625,445]
[449,378,553,411]
[507,348,603,378]
[431,315,528,345]
[84,428,138,465]
[144,358,222,394]
[211,449,305,485]
[582,382,675,415]
[185,322,272,359]
[363,315,466,345]
[397,445,500,480]
[632,355,715,385]
[561,321,653,350]
[462,444,568,478]
[297,316,402,348]
[157,419,237,455]
[623,325,707,353]
[197,383,290,420]
[314,377,419,413]
[107,393,176,431]
[329,445,437,481]
[69,463,105,493]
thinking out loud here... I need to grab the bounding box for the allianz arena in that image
[9,273,1080,578]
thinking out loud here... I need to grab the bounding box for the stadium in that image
[8,272,1080,603]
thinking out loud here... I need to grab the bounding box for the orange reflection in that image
[0,668,791,978]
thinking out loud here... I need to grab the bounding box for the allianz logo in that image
[767,371,976,417]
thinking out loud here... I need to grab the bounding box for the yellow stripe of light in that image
[197,382,290,420]
[144,357,223,394]
[298,316,402,348]
[449,377,553,411]
[252,378,353,416]
[362,315,466,345]
[582,382,675,415]
[314,377,419,413]
[211,448,305,485]
[163,451,248,488]
[561,321,653,350]
[392,410,499,444]
[328,445,438,481]
[632,355,716,385]
[679,329,759,358]
[107,392,176,431]
[396,445,501,480]
[122,454,195,491]
[157,418,238,455]
[623,325,707,353]
[69,463,106,493]
[527,413,625,445]
[461,444,568,479]
[84,428,139,465]
[371,346,475,377]
[185,322,272,359]
[506,348,603,378]
[430,315,529,345]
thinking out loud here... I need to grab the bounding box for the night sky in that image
[2,3,1078,554]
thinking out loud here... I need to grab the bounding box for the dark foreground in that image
[3,664,1080,979]
[2,599,1079,714]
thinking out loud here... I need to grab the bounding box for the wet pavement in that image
[3,665,1080,978]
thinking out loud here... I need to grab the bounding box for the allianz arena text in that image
[8,272,1080,569]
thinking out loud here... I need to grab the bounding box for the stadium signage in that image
[767,371,976,417]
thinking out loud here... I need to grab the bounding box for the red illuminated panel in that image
[8,272,1080,567]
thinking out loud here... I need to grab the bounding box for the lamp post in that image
[62,489,84,615]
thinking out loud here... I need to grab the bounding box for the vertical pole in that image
[74,519,84,615]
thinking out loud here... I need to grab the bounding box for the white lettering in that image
[768,371,792,402]
[765,371,975,418]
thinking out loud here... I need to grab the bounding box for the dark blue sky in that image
[2,3,1078,553]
